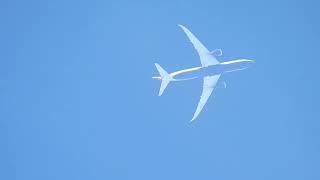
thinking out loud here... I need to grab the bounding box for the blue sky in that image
[1,0,320,179]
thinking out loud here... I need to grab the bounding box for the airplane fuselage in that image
[167,59,254,80]
[153,24,255,121]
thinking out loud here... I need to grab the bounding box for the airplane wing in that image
[191,74,221,121]
[178,24,219,67]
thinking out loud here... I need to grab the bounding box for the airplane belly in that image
[173,68,204,79]
[220,63,248,73]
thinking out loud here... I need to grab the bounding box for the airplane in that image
[152,24,254,122]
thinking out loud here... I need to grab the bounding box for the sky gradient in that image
[1,0,320,179]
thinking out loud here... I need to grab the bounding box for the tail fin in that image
[154,63,173,96]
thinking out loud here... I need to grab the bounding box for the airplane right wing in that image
[178,24,219,67]
[191,74,221,121]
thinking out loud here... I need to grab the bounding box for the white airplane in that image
[152,24,254,121]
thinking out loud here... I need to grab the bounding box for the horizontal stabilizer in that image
[154,63,173,96]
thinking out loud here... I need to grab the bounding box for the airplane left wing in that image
[178,24,219,67]
[191,74,221,121]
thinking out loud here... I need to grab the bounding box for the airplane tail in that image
[153,63,173,96]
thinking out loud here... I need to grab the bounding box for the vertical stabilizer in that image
[154,63,173,96]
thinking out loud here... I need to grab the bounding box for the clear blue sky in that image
[1,0,320,179]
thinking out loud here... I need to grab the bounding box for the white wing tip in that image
[190,115,197,122]
[177,24,186,29]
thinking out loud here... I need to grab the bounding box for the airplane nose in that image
[244,59,255,68]
[247,59,255,64]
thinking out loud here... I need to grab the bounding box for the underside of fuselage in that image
[171,59,254,80]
